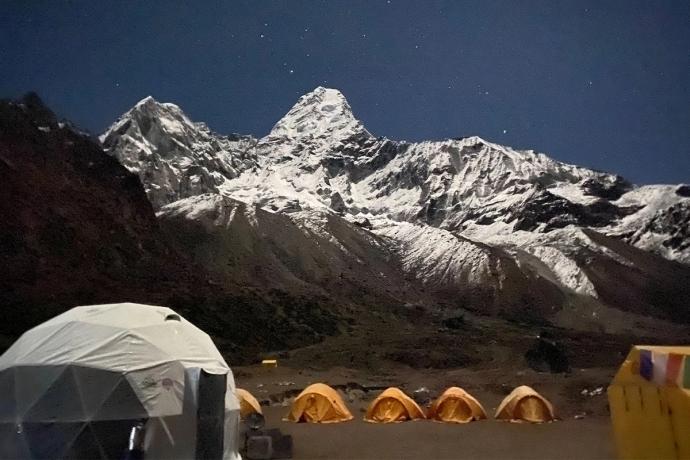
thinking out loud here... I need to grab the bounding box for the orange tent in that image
[364,387,426,423]
[495,385,555,423]
[236,388,262,419]
[283,383,353,423]
[428,387,487,423]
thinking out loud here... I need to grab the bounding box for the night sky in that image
[1,1,688,184]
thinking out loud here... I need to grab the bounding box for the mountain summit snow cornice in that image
[268,87,369,139]
[260,87,372,159]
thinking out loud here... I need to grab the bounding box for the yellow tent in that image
[428,387,487,423]
[495,385,555,423]
[364,387,426,423]
[608,345,690,460]
[283,383,353,423]
[236,388,262,419]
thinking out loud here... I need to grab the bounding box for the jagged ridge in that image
[101,88,690,335]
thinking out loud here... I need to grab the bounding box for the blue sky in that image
[1,0,688,184]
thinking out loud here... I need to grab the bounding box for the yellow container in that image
[261,359,278,368]
[608,346,690,460]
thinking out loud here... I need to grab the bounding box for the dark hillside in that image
[0,94,340,361]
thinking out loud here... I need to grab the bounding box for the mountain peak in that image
[101,96,258,209]
[130,95,186,119]
[267,87,370,142]
[310,85,344,95]
[135,95,157,106]
[296,86,349,107]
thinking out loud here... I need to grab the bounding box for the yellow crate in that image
[261,359,278,368]
[608,346,690,460]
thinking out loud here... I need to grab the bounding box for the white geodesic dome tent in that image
[0,302,240,460]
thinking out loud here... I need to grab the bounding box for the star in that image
[289,69,294,74]
[260,33,265,38]
[502,129,507,134]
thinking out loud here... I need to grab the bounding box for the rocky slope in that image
[0,94,344,361]
[100,96,257,209]
[102,87,690,338]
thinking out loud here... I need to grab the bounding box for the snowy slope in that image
[101,87,690,330]
[101,96,258,208]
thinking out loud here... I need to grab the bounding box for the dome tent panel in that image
[284,383,353,423]
[22,422,85,459]
[69,365,125,420]
[126,361,187,417]
[142,414,197,460]
[0,323,128,370]
[133,321,229,377]
[429,387,487,423]
[23,366,94,423]
[364,387,425,423]
[494,385,555,423]
[0,369,16,422]
[13,365,67,419]
[91,376,149,421]
[67,423,106,460]
[88,419,152,459]
[0,423,32,459]
[223,387,241,460]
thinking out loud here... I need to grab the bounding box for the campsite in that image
[233,359,615,459]
[0,303,617,459]
[2,1,690,459]
[1,303,689,459]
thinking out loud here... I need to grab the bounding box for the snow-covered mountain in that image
[102,87,690,333]
[100,96,257,208]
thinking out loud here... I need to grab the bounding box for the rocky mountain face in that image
[0,94,344,361]
[102,87,690,340]
[100,96,257,209]
[0,93,174,311]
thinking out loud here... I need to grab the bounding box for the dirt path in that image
[263,405,614,460]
